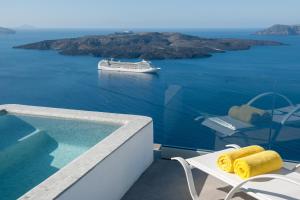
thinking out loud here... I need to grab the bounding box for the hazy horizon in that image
[2,26,284,30]
[1,0,300,29]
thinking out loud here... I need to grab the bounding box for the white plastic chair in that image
[172,144,300,200]
[201,92,300,137]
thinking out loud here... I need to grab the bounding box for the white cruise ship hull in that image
[98,60,160,74]
[99,65,160,73]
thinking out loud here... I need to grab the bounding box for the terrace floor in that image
[122,146,256,200]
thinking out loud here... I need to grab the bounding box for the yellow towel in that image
[217,145,264,173]
[228,105,271,124]
[234,150,283,179]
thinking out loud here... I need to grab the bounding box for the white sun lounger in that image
[201,92,300,137]
[172,144,300,200]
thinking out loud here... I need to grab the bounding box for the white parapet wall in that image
[56,122,153,200]
[0,104,153,200]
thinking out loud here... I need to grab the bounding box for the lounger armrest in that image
[226,144,241,149]
[247,92,294,107]
[225,174,300,200]
[171,157,194,170]
[281,105,300,125]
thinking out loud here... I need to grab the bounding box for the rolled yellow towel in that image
[228,105,271,125]
[217,145,264,173]
[228,105,240,120]
[234,150,283,179]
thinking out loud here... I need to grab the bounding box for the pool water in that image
[0,112,120,200]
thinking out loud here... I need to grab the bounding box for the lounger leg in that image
[171,157,200,200]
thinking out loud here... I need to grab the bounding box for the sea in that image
[1,28,300,161]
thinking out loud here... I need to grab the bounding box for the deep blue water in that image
[1,29,300,161]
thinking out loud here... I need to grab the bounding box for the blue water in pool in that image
[0,28,300,162]
[0,113,120,200]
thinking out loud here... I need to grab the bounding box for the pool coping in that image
[0,104,152,200]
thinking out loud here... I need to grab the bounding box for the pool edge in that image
[0,104,153,200]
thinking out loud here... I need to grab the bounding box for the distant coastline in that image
[255,24,300,36]
[14,32,283,59]
[0,27,16,34]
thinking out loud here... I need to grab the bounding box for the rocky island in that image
[14,32,283,59]
[0,27,16,34]
[255,24,300,35]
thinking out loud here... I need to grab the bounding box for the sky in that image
[1,0,300,29]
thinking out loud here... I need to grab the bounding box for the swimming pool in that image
[0,104,153,200]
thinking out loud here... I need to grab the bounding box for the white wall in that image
[56,122,153,200]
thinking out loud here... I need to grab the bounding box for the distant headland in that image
[0,27,16,34]
[14,32,283,59]
[255,24,300,36]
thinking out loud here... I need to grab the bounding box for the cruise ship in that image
[98,59,160,73]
